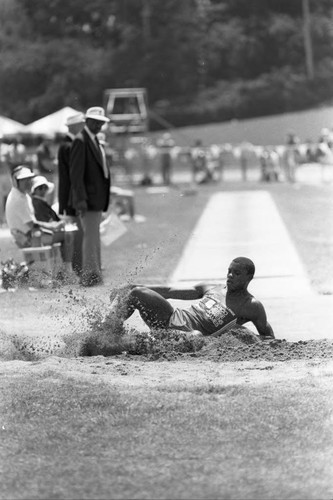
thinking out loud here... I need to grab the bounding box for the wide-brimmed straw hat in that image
[85,106,110,122]
[65,113,85,126]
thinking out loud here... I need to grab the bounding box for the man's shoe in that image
[80,273,103,287]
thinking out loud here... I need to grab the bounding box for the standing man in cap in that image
[69,106,111,287]
[57,112,85,276]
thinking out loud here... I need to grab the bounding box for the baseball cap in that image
[85,106,110,122]
[31,175,54,193]
[12,166,35,181]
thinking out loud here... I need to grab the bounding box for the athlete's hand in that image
[194,283,216,297]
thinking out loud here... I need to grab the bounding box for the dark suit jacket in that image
[57,134,75,215]
[69,128,110,212]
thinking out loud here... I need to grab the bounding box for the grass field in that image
[1,173,333,500]
[1,362,333,500]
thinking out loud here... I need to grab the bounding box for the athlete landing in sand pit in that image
[109,257,275,340]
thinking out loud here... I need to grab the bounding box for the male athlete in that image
[110,257,275,340]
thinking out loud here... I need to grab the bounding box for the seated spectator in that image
[5,166,62,248]
[31,175,76,272]
[31,175,59,224]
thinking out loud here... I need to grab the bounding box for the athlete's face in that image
[226,261,251,291]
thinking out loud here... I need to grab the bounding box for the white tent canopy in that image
[0,115,26,137]
[24,106,82,136]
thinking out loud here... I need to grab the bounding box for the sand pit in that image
[1,331,333,398]
[1,320,333,365]
[196,330,333,362]
[1,284,333,379]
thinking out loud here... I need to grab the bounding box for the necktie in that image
[95,137,109,179]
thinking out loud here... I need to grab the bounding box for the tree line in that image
[1,0,333,129]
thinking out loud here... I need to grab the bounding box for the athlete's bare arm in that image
[149,284,216,300]
[114,283,217,301]
[110,283,216,303]
[249,300,275,338]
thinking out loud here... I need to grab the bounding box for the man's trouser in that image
[80,210,102,282]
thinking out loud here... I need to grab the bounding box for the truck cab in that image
[103,88,148,134]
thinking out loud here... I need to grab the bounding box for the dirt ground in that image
[1,347,333,395]
[2,301,333,385]
[1,284,333,396]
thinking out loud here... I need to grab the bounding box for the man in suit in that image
[57,112,85,276]
[69,107,111,287]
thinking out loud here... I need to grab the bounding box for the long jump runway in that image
[168,191,333,341]
[170,191,311,297]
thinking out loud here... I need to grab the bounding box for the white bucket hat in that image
[31,175,54,193]
[85,106,110,122]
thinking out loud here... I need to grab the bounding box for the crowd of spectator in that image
[0,119,332,287]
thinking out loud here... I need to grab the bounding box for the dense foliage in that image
[1,0,333,128]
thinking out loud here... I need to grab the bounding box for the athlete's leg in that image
[124,286,174,328]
